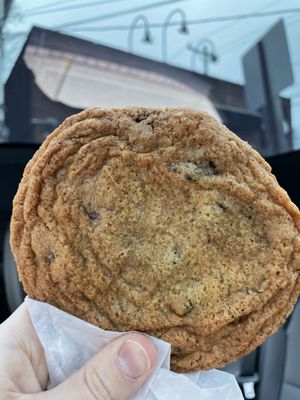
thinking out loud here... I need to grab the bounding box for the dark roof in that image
[25,26,247,109]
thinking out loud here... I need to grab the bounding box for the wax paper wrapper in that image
[25,297,244,400]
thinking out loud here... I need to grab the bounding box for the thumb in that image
[34,332,157,400]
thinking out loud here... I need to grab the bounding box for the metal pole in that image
[162,8,188,63]
[189,39,218,75]
[128,15,151,54]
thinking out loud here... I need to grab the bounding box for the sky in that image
[2,0,300,148]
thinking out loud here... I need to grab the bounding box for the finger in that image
[26,332,157,400]
[0,303,48,393]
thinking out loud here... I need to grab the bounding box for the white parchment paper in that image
[25,297,244,400]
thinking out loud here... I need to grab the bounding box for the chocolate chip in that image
[134,112,149,122]
[87,211,100,220]
[170,163,178,172]
[187,160,219,178]
[188,160,219,176]
[170,160,219,180]
[184,174,194,181]
[183,299,194,315]
[172,346,185,355]
[82,205,100,221]
[209,160,217,171]
[234,316,245,324]
[172,244,182,259]
[185,299,194,314]
[44,252,55,264]
[217,202,227,211]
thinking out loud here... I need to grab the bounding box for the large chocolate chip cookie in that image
[10,108,300,371]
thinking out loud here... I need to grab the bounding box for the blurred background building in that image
[1,0,300,153]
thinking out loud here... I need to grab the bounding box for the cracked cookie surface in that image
[10,107,300,371]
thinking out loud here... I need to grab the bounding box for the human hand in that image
[0,303,157,400]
